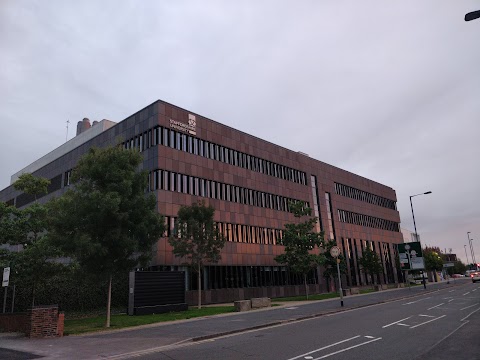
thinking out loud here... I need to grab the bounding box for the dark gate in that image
[128,271,187,315]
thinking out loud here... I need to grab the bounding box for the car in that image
[470,272,480,283]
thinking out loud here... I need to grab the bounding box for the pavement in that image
[0,279,469,360]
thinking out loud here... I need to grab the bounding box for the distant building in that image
[401,228,420,243]
[0,100,404,303]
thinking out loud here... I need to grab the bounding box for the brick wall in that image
[0,306,64,338]
[25,305,63,338]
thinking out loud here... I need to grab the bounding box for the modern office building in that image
[0,100,404,303]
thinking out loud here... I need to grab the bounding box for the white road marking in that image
[448,299,455,303]
[472,289,477,292]
[285,307,299,310]
[403,297,431,305]
[419,314,435,318]
[449,290,455,292]
[305,357,313,360]
[286,336,361,360]
[382,316,412,328]
[397,323,409,327]
[463,292,471,296]
[443,297,453,299]
[410,315,446,329]
[311,338,382,360]
[461,307,480,321]
[428,303,444,310]
[460,304,478,311]
[364,336,375,339]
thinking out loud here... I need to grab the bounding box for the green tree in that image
[48,146,166,327]
[1,190,61,306]
[275,201,325,299]
[13,173,50,202]
[450,260,467,275]
[423,246,444,272]
[358,247,383,285]
[169,201,225,309]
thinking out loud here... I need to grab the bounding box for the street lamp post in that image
[409,191,432,290]
[465,10,480,21]
[464,244,470,265]
[468,232,476,268]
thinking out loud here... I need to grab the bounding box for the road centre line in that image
[402,297,431,305]
[382,317,412,328]
[286,336,361,360]
[419,314,435,317]
[460,303,478,311]
[463,292,471,296]
[428,303,444,310]
[461,307,480,321]
[473,289,477,292]
[448,299,455,302]
[410,315,446,329]
[311,337,382,360]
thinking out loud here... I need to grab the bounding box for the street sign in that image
[443,262,454,268]
[2,267,10,287]
[398,242,425,270]
[330,246,340,258]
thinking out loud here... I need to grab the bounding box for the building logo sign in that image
[170,114,196,136]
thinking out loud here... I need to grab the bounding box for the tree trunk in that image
[304,274,309,300]
[197,264,202,309]
[106,274,112,328]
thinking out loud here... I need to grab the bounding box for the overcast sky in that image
[1,0,479,264]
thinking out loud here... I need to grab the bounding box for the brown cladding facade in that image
[0,100,404,300]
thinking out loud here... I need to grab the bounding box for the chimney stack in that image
[76,118,91,136]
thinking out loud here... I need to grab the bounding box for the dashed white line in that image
[364,336,375,339]
[410,315,446,329]
[461,304,478,311]
[286,336,361,360]
[473,289,477,292]
[449,290,455,292]
[383,316,412,328]
[461,308,480,321]
[419,314,435,318]
[463,292,471,296]
[448,299,455,303]
[428,303,444,310]
[402,297,431,305]
[311,338,382,360]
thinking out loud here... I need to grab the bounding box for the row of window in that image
[164,216,284,245]
[334,183,396,210]
[149,265,319,290]
[337,209,400,232]
[150,169,309,213]
[122,125,307,185]
[15,174,62,208]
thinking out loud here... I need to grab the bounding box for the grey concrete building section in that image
[10,119,116,184]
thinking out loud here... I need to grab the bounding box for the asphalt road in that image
[0,279,474,360]
[135,281,480,360]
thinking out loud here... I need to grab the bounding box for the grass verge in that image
[64,306,235,335]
